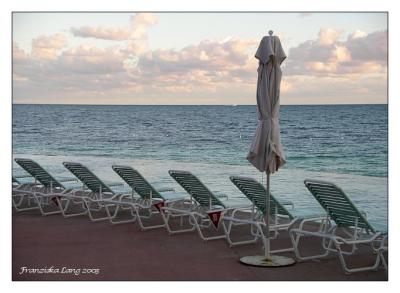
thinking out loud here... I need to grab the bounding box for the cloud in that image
[13,36,259,103]
[318,28,342,45]
[131,38,259,95]
[281,73,387,104]
[57,44,127,74]
[70,26,130,41]
[350,30,367,39]
[129,13,157,39]
[70,13,157,41]
[31,33,68,60]
[346,30,387,61]
[138,38,257,77]
[280,29,387,104]
[13,26,387,105]
[13,42,28,62]
[285,29,387,76]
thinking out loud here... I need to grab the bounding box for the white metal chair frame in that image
[161,200,245,242]
[12,176,78,216]
[289,179,388,274]
[56,180,184,230]
[56,182,132,222]
[161,191,252,242]
[289,213,386,274]
[223,203,325,254]
[100,197,184,230]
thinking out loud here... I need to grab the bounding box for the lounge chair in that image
[227,176,324,254]
[112,165,173,202]
[63,162,169,229]
[13,158,78,215]
[62,161,135,222]
[12,174,40,211]
[164,170,250,242]
[225,176,297,252]
[112,165,187,229]
[12,174,36,189]
[289,179,387,274]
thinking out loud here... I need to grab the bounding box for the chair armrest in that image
[14,174,33,179]
[165,197,189,204]
[215,193,229,200]
[157,187,175,192]
[58,177,79,183]
[107,182,125,188]
[281,200,294,209]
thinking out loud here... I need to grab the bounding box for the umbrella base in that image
[239,255,296,267]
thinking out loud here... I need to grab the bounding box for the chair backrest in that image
[230,176,294,219]
[304,179,375,232]
[14,158,65,190]
[169,170,225,209]
[112,165,163,200]
[63,162,114,194]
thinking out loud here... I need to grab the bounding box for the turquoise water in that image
[12,104,388,230]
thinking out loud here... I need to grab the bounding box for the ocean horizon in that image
[12,103,388,230]
[13,103,388,106]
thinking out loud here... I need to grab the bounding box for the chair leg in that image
[161,210,196,235]
[222,219,260,247]
[380,251,388,272]
[290,229,384,274]
[12,194,39,212]
[34,195,62,216]
[289,229,331,261]
[336,243,382,275]
[87,207,110,222]
[135,207,166,231]
[104,204,137,225]
[58,198,88,218]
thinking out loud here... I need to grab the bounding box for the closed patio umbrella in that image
[241,30,295,267]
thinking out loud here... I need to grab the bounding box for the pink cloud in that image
[346,30,387,61]
[13,36,258,100]
[70,13,157,41]
[58,44,125,74]
[139,38,257,76]
[31,33,68,60]
[318,28,342,45]
[129,13,157,39]
[13,42,28,62]
[13,28,387,104]
[285,29,387,76]
[281,73,387,104]
[70,26,130,41]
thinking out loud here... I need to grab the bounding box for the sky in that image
[12,12,388,105]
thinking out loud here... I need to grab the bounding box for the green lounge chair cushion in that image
[15,158,65,189]
[230,176,294,219]
[112,165,164,200]
[63,162,114,194]
[169,170,225,209]
[304,179,375,232]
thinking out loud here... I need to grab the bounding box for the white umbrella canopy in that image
[247,34,287,173]
[240,32,294,267]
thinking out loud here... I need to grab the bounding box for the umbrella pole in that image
[239,170,295,267]
[264,171,271,258]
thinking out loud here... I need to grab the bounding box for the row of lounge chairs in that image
[12,158,388,275]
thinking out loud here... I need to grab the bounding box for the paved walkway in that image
[12,209,387,281]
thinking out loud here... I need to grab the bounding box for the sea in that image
[12,104,388,231]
